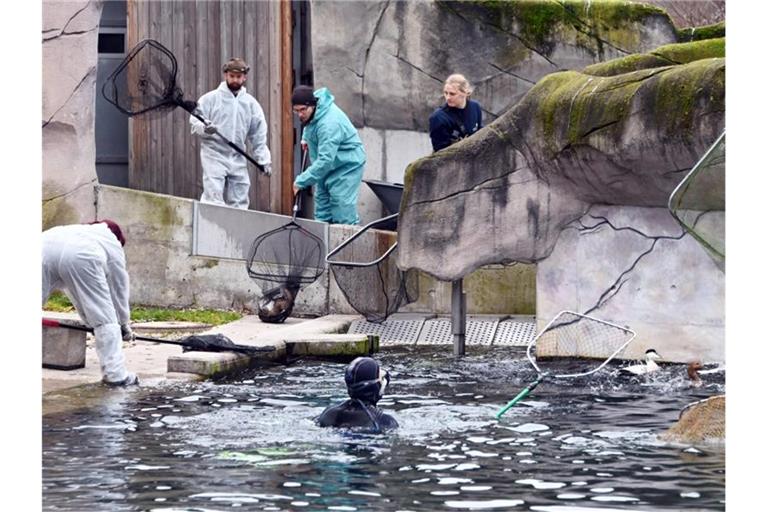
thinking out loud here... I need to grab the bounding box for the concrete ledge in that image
[285,334,379,357]
[167,351,259,378]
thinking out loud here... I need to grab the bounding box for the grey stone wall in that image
[311,0,678,131]
[537,206,725,363]
[42,0,103,228]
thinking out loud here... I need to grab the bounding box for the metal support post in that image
[451,278,466,356]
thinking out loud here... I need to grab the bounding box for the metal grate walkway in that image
[348,314,536,347]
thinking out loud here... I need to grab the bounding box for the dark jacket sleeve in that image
[429,109,452,152]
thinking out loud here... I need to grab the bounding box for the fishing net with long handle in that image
[668,131,725,272]
[245,156,326,323]
[101,38,264,172]
[326,214,418,324]
[496,310,636,418]
[42,318,275,355]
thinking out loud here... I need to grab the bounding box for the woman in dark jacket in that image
[428,74,483,152]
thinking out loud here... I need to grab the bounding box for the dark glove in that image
[204,123,218,134]
[120,324,135,341]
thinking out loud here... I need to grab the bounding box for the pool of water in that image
[43,346,725,511]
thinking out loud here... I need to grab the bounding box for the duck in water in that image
[620,348,662,376]
[687,361,703,388]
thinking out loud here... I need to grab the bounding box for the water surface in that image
[43,346,725,511]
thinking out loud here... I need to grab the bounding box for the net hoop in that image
[526,310,636,379]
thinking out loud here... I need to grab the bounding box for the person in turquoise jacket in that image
[291,86,366,225]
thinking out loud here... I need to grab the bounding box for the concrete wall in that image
[95,185,534,317]
[357,127,433,226]
[537,206,724,363]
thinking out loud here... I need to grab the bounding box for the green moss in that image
[584,53,671,76]
[652,38,724,64]
[461,0,671,58]
[584,38,724,76]
[654,57,725,139]
[677,21,725,43]
[466,264,536,314]
[42,196,80,231]
[198,258,219,269]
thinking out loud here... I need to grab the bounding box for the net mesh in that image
[102,39,197,118]
[528,311,636,378]
[328,219,418,324]
[661,395,725,443]
[246,222,325,322]
[668,132,725,271]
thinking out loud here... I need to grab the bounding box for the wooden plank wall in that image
[126,0,285,213]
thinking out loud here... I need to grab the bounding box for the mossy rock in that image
[677,21,725,43]
[584,38,724,77]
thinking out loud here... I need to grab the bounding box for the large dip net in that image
[102,38,197,118]
[660,395,725,444]
[668,132,725,271]
[327,214,418,324]
[246,194,325,323]
[102,38,265,172]
[496,310,636,417]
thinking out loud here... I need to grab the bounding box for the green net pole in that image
[495,373,550,419]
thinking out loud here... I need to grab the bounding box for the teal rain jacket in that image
[295,88,366,225]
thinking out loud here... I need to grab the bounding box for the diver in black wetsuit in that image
[315,356,399,433]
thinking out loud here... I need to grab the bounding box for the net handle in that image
[495,372,550,418]
[187,109,265,174]
[526,310,637,378]
[325,213,400,267]
[292,147,309,222]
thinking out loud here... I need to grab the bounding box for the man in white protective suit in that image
[42,220,138,387]
[190,57,272,209]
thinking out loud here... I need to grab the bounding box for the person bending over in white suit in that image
[42,220,138,387]
[190,57,272,209]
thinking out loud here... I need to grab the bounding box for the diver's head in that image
[344,357,390,405]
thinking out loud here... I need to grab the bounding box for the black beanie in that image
[291,85,317,106]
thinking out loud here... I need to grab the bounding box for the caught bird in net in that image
[496,311,636,418]
[246,192,325,323]
[326,214,418,324]
[668,131,725,272]
[101,38,264,172]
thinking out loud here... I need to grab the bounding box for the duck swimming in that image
[620,348,662,376]
[687,361,703,387]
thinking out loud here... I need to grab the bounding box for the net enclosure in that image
[246,196,325,323]
[668,131,725,271]
[327,214,418,324]
[496,311,636,417]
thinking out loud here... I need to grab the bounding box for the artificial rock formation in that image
[42,0,103,228]
[397,35,725,362]
[311,0,689,130]
[399,37,724,281]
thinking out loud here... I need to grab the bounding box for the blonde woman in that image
[428,74,483,152]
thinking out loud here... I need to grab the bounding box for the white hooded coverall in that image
[42,223,131,382]
[190,82,272,209]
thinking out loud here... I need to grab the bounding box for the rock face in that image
[398,38,725,281]
[311,0,681,130]
[42,1,103,228]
